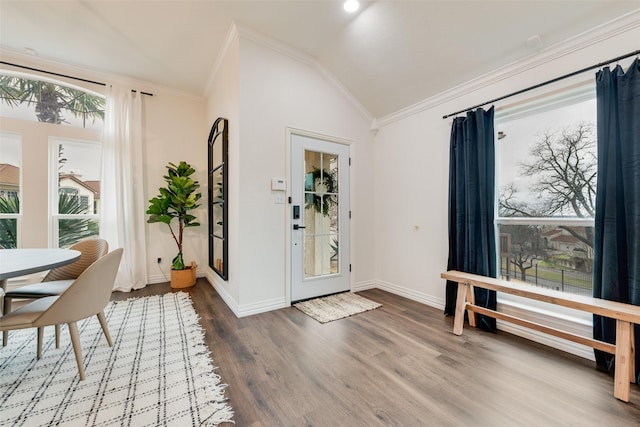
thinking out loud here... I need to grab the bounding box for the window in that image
[0,72,103,249]
[60,187,79,195]
[52,139,101,248]
[0,132,21,248]
[496,86,596,297]
[0,73,104,130]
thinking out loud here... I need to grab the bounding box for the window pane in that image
[55,140,101,247]
[499,224,594,296]
[56,141,101,214]
[304,235,337,278]
[0,74,104,130]
[322,152,339,193]
[0,132,21,248]
[304,150,321,191]
[498,97,597,218]
[0,132,21,212]
[58,218,99,248]
[0,218,17,249]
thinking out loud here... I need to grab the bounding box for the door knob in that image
[293,224,306,230]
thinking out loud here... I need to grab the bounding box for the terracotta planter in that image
[170,261,197,289]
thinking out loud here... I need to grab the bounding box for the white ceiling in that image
[1,1,639,118]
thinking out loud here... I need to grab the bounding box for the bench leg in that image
[453,282,467,336]
[614,320,632,402]
[466,284,476,327]
[632,326,636,385]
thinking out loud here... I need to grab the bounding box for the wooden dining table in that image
[0,248,81,291]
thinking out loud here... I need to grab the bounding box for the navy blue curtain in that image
[593,58,640,382]
[445,107,497,332]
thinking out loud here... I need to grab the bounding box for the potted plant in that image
[147,161,202,288]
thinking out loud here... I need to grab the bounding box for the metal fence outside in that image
[500,264,593,297]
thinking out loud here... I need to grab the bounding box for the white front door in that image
[291,133,350,302]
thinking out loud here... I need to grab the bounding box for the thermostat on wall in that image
[271,178,286,191]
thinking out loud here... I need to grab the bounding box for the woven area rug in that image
[0,293,233,426]
[294,292,382,323]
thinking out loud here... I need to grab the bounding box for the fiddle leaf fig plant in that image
[147,161,201,270]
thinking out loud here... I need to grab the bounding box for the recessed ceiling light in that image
[344,0,360,13]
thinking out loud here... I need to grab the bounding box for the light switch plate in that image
[271,178,286,191]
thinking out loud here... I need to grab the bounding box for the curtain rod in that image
[0,61,154,96]
[442,49,640,119]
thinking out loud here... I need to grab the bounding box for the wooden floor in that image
[112,279,640,426]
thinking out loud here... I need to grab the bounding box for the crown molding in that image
[203,22,240,96]
[375,8,640,129]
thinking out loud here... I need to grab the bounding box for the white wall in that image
[205,35,241,304]
[372,16,640,358]
[143,91,207,284]
[205,27,376,316]
[373,112,449,307]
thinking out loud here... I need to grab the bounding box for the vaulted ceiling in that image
[1,1,639,118]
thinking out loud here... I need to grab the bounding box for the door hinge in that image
[349,210,352,219]
[349,157,351,166]
[349,264,352,272]
[288,196,292,204]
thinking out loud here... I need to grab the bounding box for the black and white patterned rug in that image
[0,293,233,426]
[294,292,382,323]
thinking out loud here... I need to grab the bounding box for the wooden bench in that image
[441,270,640,402]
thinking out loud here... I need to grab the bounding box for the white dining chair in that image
[2,239,109,349]
[0,248,122,380]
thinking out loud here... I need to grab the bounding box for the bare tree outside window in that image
[500,123,596,246]
[498,116,597,295]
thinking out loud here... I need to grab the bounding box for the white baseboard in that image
[352,280,377,292]
[497,321,594,360]
[368,279,595,361]
[375,279,445,310]
[204,270,240,317]
[237,297,287,317]
[203,271,287,318]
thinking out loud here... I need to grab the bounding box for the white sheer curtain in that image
[100,85,148,291]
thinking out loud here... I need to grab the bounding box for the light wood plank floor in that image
[112,279,640,426]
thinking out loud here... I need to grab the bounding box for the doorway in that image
[290,132,350,302]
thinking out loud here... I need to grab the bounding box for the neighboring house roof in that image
[542,229,562,237]
[0,166,100,197]
[59,174,100,197]
[0,163,20,186]
[543,226,589,239]
[83,180,101,199]
[550,234,582,244]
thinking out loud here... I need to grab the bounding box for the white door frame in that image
[285,127,354,305]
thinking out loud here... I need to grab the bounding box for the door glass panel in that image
[304,151,321,191]
[303,149,340,278]
[323,152,338,193]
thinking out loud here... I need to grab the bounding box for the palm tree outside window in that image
[0,73,104,248]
